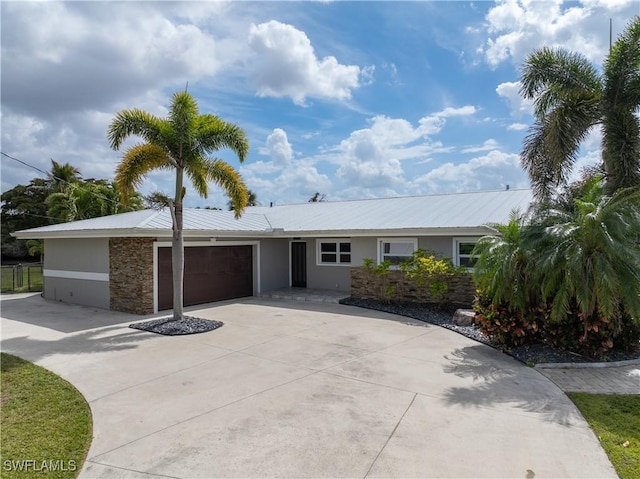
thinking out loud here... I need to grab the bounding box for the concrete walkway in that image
[1,293,618,478]
[259,287,349,304]
[537,364,640,394]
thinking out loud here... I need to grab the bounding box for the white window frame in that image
[316,239,352,266]
[452,237,480,269]
[377,238,418,268]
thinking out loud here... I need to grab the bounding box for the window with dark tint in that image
[318,240,351,265]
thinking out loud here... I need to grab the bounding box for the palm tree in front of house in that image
[519,16,640,199]
[108,91,249,321]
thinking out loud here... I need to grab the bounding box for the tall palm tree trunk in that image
[172,168,185,321]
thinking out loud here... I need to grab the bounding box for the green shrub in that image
[401,249,463,301]
[473,293,544,347]
[543,305,640,358]
[362,258,396,302]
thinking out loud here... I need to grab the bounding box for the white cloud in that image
[496,81,533,117]
[263,128,293,166]
[0,1,242,200]
[275,161,332,196]
[241,157,331,204]
[462,139,500,153]
[507,122,529,131]
[248,20,364,105]
[326,107,477,193]
[413,150,529,193]
[436,105,477,118]
[479,0,638,67]
[2,2,225,119]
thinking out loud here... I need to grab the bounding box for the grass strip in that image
[569,393,640,479]
[1,353,92,478]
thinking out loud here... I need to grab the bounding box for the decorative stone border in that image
[350,267,475,306]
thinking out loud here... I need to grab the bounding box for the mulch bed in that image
[130,316,223,336]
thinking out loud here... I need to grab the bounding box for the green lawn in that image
[1,265,43,293]
[0,353,92,478]
[570,393,640,479]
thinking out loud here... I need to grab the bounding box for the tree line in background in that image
[1,161,145,260]
[472,17,640,358]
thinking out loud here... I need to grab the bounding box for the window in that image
[378,238,417,266]
[454,238,479,268]
[317,239,351,265]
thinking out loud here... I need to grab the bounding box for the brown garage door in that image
[158,245,253,311]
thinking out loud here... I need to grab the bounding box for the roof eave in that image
[13,228,273,240]
[13,225,499,240]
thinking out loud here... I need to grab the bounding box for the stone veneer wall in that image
[350,268,475,306]
[110,238,155,314]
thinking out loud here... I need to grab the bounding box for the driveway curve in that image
[1,294,616,478]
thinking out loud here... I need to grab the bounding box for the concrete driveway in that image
[1,294,616,479]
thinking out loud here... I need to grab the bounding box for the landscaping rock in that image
[129,316,223,336]
[452,309,475,326]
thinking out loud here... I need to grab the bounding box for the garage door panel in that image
[158,245,253,311]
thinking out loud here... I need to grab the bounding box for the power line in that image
[1,151,127,207]
[2,211,65,224]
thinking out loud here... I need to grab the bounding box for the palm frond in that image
[168,92,199,160]
[107,109,168,151]
[195,114,250,162]
[519,47,602,118]
[184,155,210,199]
[602,107,640,192]
[201,159,248,219]
[603,16,640,108]
[115,144,172,202]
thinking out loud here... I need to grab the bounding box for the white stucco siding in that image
[44,238,109,273]
[43,278,110,309]
[259,239,289,292]
[42,238,110,308]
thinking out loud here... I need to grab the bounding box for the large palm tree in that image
[108,91,249,321]
[520,16,640,199]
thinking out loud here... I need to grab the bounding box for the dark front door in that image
[291,241,307,288]
[158,245,253,311]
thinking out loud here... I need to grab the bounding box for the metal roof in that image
[13,189,533,239]
[14,208,272,238]
[250,189,533,232]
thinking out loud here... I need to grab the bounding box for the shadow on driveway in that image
[1,326,153,367]
[1,293,145,333]
[441,345,577,426]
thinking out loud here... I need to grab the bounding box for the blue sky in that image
[2,1,637,207]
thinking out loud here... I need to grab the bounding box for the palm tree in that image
[47,180,144,222]
[520,16,640,199]
[472,211,536,311]
[108,91,249,321]
[527,186,640,326]
[48,160,81,193]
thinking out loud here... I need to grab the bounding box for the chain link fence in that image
[1,264,43,293]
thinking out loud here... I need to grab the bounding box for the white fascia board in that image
[267,226,498,238]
